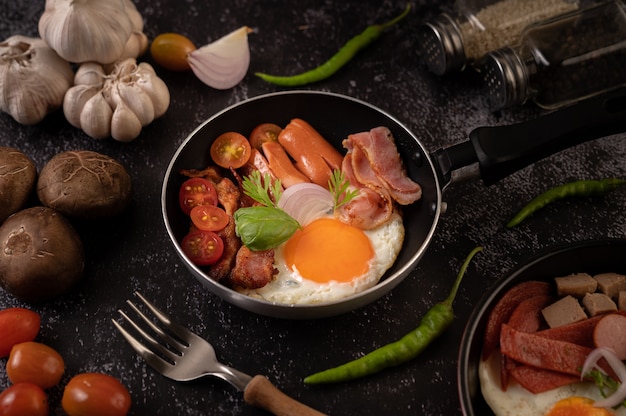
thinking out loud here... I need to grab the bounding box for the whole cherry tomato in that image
[0,308,40,357]
[0,383,49,416]
[249,123,282,151]
[62,373,131,416]
[179,177,218,215]
[150,33,197,71]
[190,205,229,232]
[210,132,252,169]
[6,342,65,389]
[181,229,224,266]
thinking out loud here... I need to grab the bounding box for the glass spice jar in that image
[417,0,581,75]
[483,0,626,110]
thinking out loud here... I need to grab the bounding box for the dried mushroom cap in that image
[0,206,84,303]
[37,150,132,220]
[0,147,37,223]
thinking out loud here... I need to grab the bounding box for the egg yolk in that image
[545,397,614,416]
[283,218,374,283]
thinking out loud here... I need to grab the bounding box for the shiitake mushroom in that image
[0,147,37,224]
[0,206,84,303]
[37,150,132,219]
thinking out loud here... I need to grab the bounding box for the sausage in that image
[278,118,343,187]
[261,141,310,188]
[508,365,579,394]
[593,312,626,359]
[482,281,552,360]
[536,314,605,348]
[507,294,554,332]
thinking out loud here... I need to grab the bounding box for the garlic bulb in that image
[64,58,170,142]
[0,35,73,125]
[38,0,147,64]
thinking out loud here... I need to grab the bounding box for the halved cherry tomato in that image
[7,342,65,389]
[249,123,282,151]
[179,177,218,215]
[0,308,40,357]
[0,383,49,416]
[190,205,229,232]
[150,33,197,71]
[62,373,131,416]
[181,229,224,266]
[210,132,252,169]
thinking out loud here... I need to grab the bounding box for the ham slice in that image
[343,127,421,205]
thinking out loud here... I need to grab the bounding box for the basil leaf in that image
[234,206,300,251]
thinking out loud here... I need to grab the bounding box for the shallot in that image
[187,26,252,90]
[277,183,333,227]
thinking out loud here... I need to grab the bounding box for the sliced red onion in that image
[277,183,333,226]
[582,347,626,408]
[188,26,251,90]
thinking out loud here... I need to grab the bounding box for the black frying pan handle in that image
[435,88,626,187]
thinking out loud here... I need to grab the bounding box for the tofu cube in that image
[555,273,597,297]
[583,292,617,317]
[542,295,588,328]
[594,273,626,300]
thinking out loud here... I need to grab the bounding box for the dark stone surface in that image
[1,0,625,415]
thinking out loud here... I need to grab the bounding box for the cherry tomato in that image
[249,123,282,150]
[210,132,252,169]
[6,342,65,389]
[150,32,196,71]
[0,383,49,416]
[179,177,218,215]
[190,205,229,232]
[181,229,224,266]
[62,373,131,416]
[0,308,40,357]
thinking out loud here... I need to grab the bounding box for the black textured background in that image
[1,1,625,415]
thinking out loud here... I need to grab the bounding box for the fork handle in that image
[243,375,327,416]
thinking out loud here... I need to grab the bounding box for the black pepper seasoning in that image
[417,0,580,75]
[483,0,626,109]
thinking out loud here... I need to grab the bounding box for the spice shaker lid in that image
[417,13,466,75]
[483,47,529,109]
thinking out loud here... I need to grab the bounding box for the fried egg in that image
[237,211,404,304]
[479,352,626,415]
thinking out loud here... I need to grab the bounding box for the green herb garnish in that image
[241,170,283,207]
[329,169,359,211]
[236,171,299,251]
[585,369,626,408]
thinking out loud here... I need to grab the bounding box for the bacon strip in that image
[500,323,592,376]
[228,246,277,289]
[344,127,421,205]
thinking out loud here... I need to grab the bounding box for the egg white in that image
[237,211,404,304]
[479,351,626,415]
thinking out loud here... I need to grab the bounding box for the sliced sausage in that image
[482,281,552,360]
[593,312,626,360]
[261,141,310,188]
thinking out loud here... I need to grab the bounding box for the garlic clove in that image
[0,35,73,125]
[74,62,106,87]
[80,93,112,140]
[63,84,99,128]
[111,100,142,142]
[116,82,155,126]
[120,31,149,60]
[187,26,252,90]
[38,0,135,64]
[135,63,170,118]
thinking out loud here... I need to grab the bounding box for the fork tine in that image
[111,317,176,372]
[132,291,195,343]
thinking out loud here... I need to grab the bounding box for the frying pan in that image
[457,238,626,415]
[161,89,626,319]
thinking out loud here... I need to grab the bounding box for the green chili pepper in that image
[506,178,626,228]
[303,246,483,385]
[255,4,411,86]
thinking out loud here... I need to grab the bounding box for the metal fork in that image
[112,292,326,416]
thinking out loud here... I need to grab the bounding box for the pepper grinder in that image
[417,0,581,75]
[483,0,626,110]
